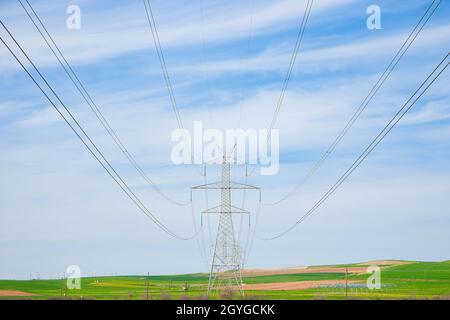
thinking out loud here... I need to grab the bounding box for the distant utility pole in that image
[146,272,149,300]
[192,156,259,296]
[345,267,348,300]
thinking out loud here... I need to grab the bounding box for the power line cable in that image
[233,0,255,258]
[199,0,213,122]
[142,0,183,128]
[195,0,215,263]
[263,0,442,205]
[190,200,209,269]
[142,0,205,177]
[243,198,261,267]
[201,172,213,265]
[262,52,449,240]
[237,0,255,128]
[245,0,313,176]
[0,20,197,240]
[267,0,313,136]
[19,0,191,206]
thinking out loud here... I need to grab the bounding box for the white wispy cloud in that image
[1,0,449,278]
[173,23,450,75]
[0,0,358,71]
[402,99,450,125]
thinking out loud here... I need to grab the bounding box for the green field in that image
[1,260,449,300]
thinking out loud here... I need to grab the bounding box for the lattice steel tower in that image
[192,157,258,295]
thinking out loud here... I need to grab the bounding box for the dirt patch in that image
[0,290,38,297]
[244,280,359,291]
[357,260,412,266]
[242,267,366,277]
[305,267,367,274]
[242,267,307,277]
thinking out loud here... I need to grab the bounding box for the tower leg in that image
[207,160,243,297]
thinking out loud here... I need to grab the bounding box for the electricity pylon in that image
[192,156,259,296]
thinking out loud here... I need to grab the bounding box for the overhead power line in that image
[234,0,255,264]
[245,0,313,176]
[267,0,313,137]
[18,0,190,206]
[237,0,255,128]
[142,0,205,177]
[0,20,197,241]
[199,0,213,122]
[142,0,183,129]
[263,0,442,205]
[242,197,261,267]
[262,52,449,240]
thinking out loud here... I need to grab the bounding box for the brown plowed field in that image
[0,290,38,297]
[244,280,359,291]
[242,267,366,277]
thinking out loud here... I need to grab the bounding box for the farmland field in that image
[0,260,449,300]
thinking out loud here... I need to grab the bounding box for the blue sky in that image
[0,0,449,279]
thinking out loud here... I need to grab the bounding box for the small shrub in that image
[161,293,172,300]
[219,287,236,300]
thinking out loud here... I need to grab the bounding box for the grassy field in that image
[0,260,449,300]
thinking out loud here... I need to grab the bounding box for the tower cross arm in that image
[202,205,250,214]
[192,181,259,190]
